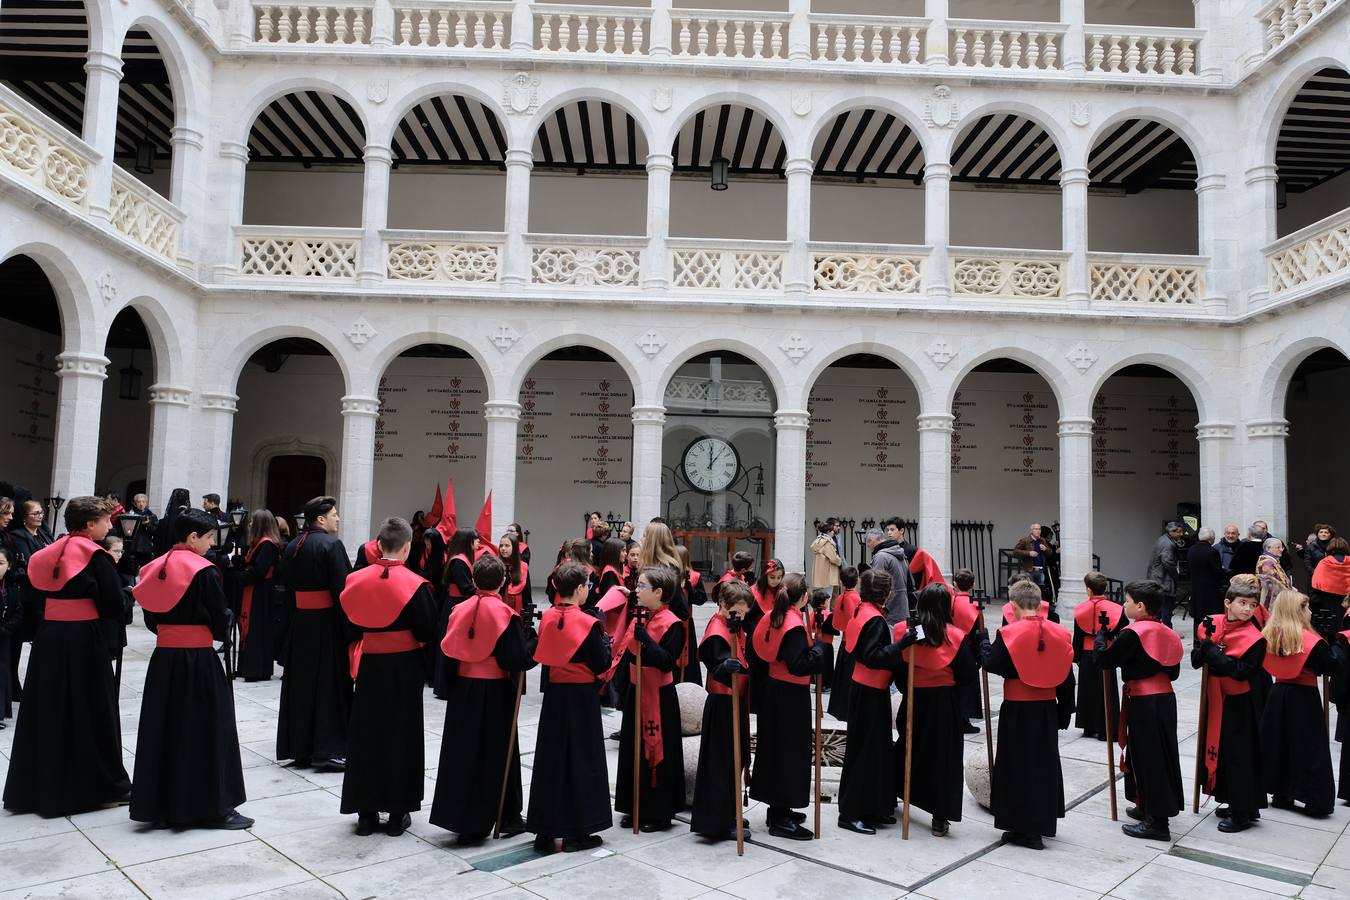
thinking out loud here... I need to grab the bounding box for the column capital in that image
[1244,418,1289,439]
[170,126,205,151]
[1244,164,1279,186]
[363,143,393,166]
[84,51,123,79]
[54,352,109,379]
[1059,166,1090,187]
[504,148,534,169]
[148,384,193,407]
[1194,172,1226,194]
[483,400,523,421]
[916,413,955,433]
[923,162,952,183]
[631,404,667,425]
[219,140,250,163]
[774,408,811,430]
[341,395,381,417]
[1057,416,1095,437]
[200,391,240,414]
[1195,420,1235,441]
[784,157,814,177]
[645,153,674,174]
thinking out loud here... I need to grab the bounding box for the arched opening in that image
[669,103,786,240]
[94,308,155,502]
[0,254,65,503]
[810,108,925,246]
[1090,364,1199,584]
[111,27,175,196]
[530,99,648,236]
[368,343,490,532]
[1275,67,1350,238]
[804,354,920,568]
[1088,120,1198,254]
[242,90,367,227]
[229,338,344,524]
[950,359,1060,599]
[1285,347,1350,587]
[949,111,1061,250]
[514,346,635,558]
[386,93,507,231]
[662,350,776,578]
[0,2,90,137]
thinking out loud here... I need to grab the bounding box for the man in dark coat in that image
[1186,528,1225,636]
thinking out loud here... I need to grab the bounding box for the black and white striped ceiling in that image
[1276,67,1350,193]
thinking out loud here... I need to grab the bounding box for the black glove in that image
[1093,629,1109,654]
[717,658,743,678]
[633,623,652,646]
[895,627,921,651]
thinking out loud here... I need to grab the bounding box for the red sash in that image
[894,622,965,688]
[133,549,215,613]
[1002,599,1048,624]
[44,598,98,621]
[753,607,810,685]
[349,629,421,679]
[702,615,748,698]
[155,624,214,649]
[1000,615,1073,691]
[630,607,679,781]
[1074,596,1123,649]
[446,553,473,599]
[295,590,334,610]
[950,591,979,634]
[239,538,277,641]
[535,604,599,683]
[29,534,104,592]
[844,604,892,690]
[505,560,529,613]
[1263,629,1322,687]
[1201,614,1263,794]
[442,591,518,679]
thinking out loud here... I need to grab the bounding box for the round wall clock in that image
[681,435,740,494]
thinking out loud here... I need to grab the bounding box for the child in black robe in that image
[1073,572,1124,740]
[614,565,686,831]
[235,510,283,682]
[130,509,250,829]
[1260,588,1336,817]
[1331,609,1350,803]
[527,561,612,853]
[1095,579,1184,840]
[951,569,985,734]
[690,580,752,840]
[826,566,860,721]
[1194,574,1267,832]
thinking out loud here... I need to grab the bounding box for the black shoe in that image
[209,810,254,830]
[962,720,980,735]
[456,832,488,846]
[1217,813,1253,833]
[498,817,527,838]
[317,757,346,771]
[931,818,950,836]
[1216,806,1260,821]
[618,815,633,829]
[870,814,897,826]
[533,835,557,854]
[1125,805,1144,821]
[292,757,312,768]
[1122,819,1170,841]
[1304,805,1334,818]
[788,809,807,824]
[1270,796,1296,811]
[769,821,814,840]
[639,820,672,833]
[356,813,379,836]
[838,818,876,835]
[1007,832,1044,850]
[562,835,604,852]
[386,813,411,837]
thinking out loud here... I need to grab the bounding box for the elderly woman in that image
[1257,537,1293,613]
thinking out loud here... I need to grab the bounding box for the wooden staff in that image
[632,607,645,835]
[1324,674,1331,731]
[1103,671,1118,821]
[813,671,823,840]
[493,671,526,839]
[977,599,993,776]
[1192,618,1214,815]
[902,627,917,841]
[732,669,745,857]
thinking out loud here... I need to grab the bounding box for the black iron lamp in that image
[711,156,729,191]
[119,349,143,401]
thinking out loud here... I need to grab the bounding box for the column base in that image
[783,280,811,300]
[358,269,384,287]
[1066,289,1090,307]
[500,274,528,288]
[641,277,670,292]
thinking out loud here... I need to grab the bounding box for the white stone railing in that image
[393,1,512,49]
[526,234,644,287]
[253,3,373,44]
[672,10,792,60]
[535,4,651,55]
[669,239,787,291]
[1084,27,1201,76]
[235,226,361,279]
[1088,253,1205,304]
[1259,0,1342,52]
[810,243,926,294]
[950,248,1067,300]
[1265,207,1350,298]
[808,15,927,65]
[384,231,502,282]
[947,20,1066,70]
[109,167,183,261]
[0,88,94,213]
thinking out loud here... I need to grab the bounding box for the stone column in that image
[649,0,673,58]
[1196,421,1235,536]
[1057,416,1094,606]
[773,409,810,571]
[169,126,207,270]
[1060,0,1086,74]
[787,0,811,61]
[1243,418,1289,539]
[371,0,396,48]
[630,405,666,530]
[82,50,123,219]
[917,413,954,574]
[1061,166,1090,306]
[195,392,238,502]
[501,148,533,287]
[510,0,534,51]
[1241,164,1278,312]
[784,157,813,297]
[1190,0,1225,81]
[359,142,392,285]
[923,161,952,303]
[1195,172,1230,314]
[50,352,108,506]
[483,400,521,541]
[924,0,949,67]
[211,140,251,279]
[643,153,673,291]
[338,395,381,550]
[146,385,194,508]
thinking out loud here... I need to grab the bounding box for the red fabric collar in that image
[753,606,805,661]
[28,534,105,592]
[133,549,215,613]
[1125,618,1184,666]
[441,592,517,662]
[1000,616,1073,688]
[246,537,277,564]
[534,604,597,666]
[1074,596,1123,633]
[1206,614,1263,658]
[341,562,426,628]
[1312,555,1350,596]
[1264,629,1322,680]
[844,603,885,653]
[894,621,965,669]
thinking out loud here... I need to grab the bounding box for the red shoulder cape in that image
[133,549,215,613]
[535,604,599,666]
[909,549,947,590]
[28,534,105,592]
[753,606,805,662]
[441,592,518,661]
[341,560,427,628]
[1263,629,1323,680]
[1003,599,1049,623]
[1000,616,1073,688]
[1206,614,1263,658]
[894,621,965,669]
[752,585,775,615]
[1124,619,1184,667]
[1312,555,1350,596]
[1074,596,1123,634]
[832,588,861,633]
[844,603,885,654]
[950,591,980,633]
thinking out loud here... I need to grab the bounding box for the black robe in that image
[747,623,828,811]
[1260,640,1335,810]
[1095,629,1183,819]
[1331,638,1350,801]
[429,621,537,836]
[5,526,51,697]
[837,615,905,822]
[3,548,130,816]
[982,633,1072,837]
[677,575,707,685]
[614,619,687,824]
[827,643,855,721]
[434,557,475,698]
[957,625,983,721]
[236,541,281,681]
[131,565,245,825]
[1193,630,1268,814]
[1073,614,1123,739]
[275,528,352,763]
[893,639,976,823]
[526,614,612,839]
[0,582,20,719]
[690,633,751,837]
[341,583,440,815]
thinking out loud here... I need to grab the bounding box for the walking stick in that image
[1324,674,1331,731]
[632,607,646,835]
[902,620,917,841]
[814,671,823,840]
[728,610,745,857]
[493,671,526,840]
[1192,617,1215,815]
[1098,612,1118,821]
[977,599,993,777]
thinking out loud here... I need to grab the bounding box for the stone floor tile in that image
[626,831,786,888]
[262,820,435,877]
[1311,864,1350,891]
[221,789,345,839]
[1110,857,1290,900]
[915,859,1098,900]
[81,817,255,867]
[326,848,512,899]
[0,867,144,899]
[123,839,312,900]
[523,854,707,900]
[719,859,902,900]
[243,764,322,801]
[1049,812,1174,859]
[237,880,344,899]
[0,831,112,891]
[0,811,77,845]
[1152,852,1307,895]
[1177,817,1336,869]
[982,837,1148,893]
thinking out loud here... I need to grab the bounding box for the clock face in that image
[682,436,739,494]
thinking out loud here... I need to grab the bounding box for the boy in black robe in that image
[1095,580,1184,840]
[979,579,1075,849]
[3,496,131,816]
[130,509,250,829]
[690,579,753,840]
[276,495,352,770]
[527,560,612,852]
[340,517,439,836]
[1073,572,1124,740]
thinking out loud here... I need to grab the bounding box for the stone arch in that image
[656,338,790,412]
[1087,107,1210,181]
[663,91,798,160]
[118,15,196,130]
[0,243,98,352]
[1086,346,1219,423]
[221,324,354,397]
[105,294,187,388]
[943,344,1072,416]
[527,87,656,159]
[806,95,932,166]
[248,436,340,511]
[366,331,498,397]
[950,101,1075,169]
[379,81,510,152]
[1258,332,1350,422]
[506,333,647,406]
[796,342,933,412]
[1259,56,1350,170]
[234,77,370,148]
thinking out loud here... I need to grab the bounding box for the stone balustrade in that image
[109,166,184,262]
[1259,0,1341,52]
[0,88,94,214]
[950,248,1067,300]
[672,9,792,60]
[1265,207,1350,298]
[808,15,927,65]
[1084,27,1201,76]
[947,20,1065,71]
[810,244,926,295]
[236,226,362,278]
[393,1,512,49]
[527,234,645,286]
[1087,253,1205,304]
[254,3,374,44]
[669,239,787,291]
[535,5,651,55]
[385,231,502,282]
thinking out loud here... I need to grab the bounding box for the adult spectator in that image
[810,519,842,593]
[1186,527,1224,634]
[1302,524,1335,573]
[863,527,909,625]
[1216,524,1241,574]
[1146,522,1184,627]
[1013,523,1056,594]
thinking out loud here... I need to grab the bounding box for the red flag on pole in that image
[436,479,457,540]
[475,491,496,556]
[427,484,443,527]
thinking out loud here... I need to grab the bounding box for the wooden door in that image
[265,455,326,520]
